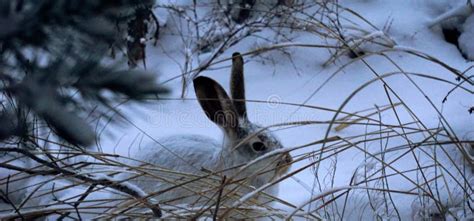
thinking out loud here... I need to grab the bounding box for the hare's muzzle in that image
[276,152,292,176]
[283,152,293,164]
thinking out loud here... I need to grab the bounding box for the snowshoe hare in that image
[129,52,292,216]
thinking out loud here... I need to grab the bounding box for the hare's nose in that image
[283,153,292,164]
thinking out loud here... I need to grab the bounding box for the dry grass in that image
[0,0,472,220]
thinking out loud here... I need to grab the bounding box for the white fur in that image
[126,56,290,219]
[131,134,281,205]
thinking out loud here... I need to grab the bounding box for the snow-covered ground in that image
[1,0,468,220]
[88,0,474,220]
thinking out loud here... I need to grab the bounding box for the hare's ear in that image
[194,76,239,134]
[230,52,247,119]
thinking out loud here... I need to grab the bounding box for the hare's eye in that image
[252,142,266,152]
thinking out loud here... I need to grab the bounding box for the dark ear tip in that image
[193,76,221,94]
[193,76,212,85]
[232,52,242,60]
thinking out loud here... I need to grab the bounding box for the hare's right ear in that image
[230,52,247,119]
[194,76,239,135]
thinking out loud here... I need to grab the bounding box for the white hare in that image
[129,52,292,216]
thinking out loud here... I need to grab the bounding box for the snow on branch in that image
[0,147,162,218]
[427,1,473,28]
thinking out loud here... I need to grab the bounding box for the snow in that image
[0,152,33,206]
[89,173,148,198]
[4,0,473,220]
[427,1,472,28]
[460,14,474,60]
[103,0,472,219]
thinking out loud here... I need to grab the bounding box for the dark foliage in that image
[0,0,168,147]
[233,0,256,24]
[126,7,160,68]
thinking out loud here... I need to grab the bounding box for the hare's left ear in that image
[194,76,240,136]
[230,52,247,119]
